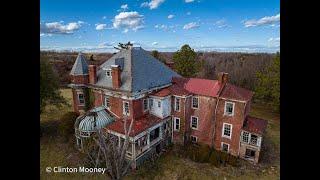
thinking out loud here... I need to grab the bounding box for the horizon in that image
[40,0,280,53]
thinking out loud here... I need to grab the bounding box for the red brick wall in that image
[93,90,103,107]
[214,99,246,156]
[188,96,217,146]
[172,96,188,144]
[72,89,85,113]
[71,75,88,84]
[132,98,149,120]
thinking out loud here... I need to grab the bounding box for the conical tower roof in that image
[70,52,89,75]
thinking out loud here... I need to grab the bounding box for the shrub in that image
[40,120,60,138]
[208,150,240,167]
[208,150,221,167]
[184,143,211,163]
[58,112,79,140]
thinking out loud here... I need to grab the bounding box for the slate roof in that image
[95,47,180,93]
[106,114,165,137]
[220,83,253,101]
[70,53,89,75]
[242,116,268,135]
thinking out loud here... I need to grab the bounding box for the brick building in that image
[70,46,267,167]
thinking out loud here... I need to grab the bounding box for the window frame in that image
[143,99,148,111]
[192,96,199,109]
[222,123,232,139]
[149,98,153,108]
[77,92,85,105]
[191,135,198,143]
[190,116,199,130]
[104,95,110,109]
[242,131,250,143]
[174,117,180,131]
[224,101,235,116]
[106,69,112,78]
[175,97,180,112]
[158,100,161,108]
[123,101,130,115]
[221,142,230,152]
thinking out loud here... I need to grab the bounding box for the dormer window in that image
[106,70,112,78]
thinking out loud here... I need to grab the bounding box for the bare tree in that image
[85,116,134,180]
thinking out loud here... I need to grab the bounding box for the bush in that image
[208,150,240,167]
[40,120,60,138]
[184,143,211,163]
[58,112,79,140]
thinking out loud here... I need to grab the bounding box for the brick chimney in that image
[88,65,97,84]
[111,65,121,89]
[218,72,229,84]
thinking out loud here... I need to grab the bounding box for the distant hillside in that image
[40,50,274,90]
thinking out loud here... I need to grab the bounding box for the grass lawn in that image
[40,88,280,180]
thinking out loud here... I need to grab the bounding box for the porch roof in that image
[242,116,268,135]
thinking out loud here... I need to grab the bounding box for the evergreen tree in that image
[40,56,67,114]
[255,52,280,111]
[173,44,199,77]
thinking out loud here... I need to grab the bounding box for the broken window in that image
[106,70,112,78]
[245,148,256,159]
[149,98,153,108]
[192,97,199,108]
[191,116,198,129]
[242,131,249,143]
[78,93,85,105]
[222,123,232,138]
[158,101,161,108]
[175,97,180,111]
[224,102,235,116]
[143,99,148,111]
[191,136,197,143]
[221,143,229,152]
[104,95,110,108]
[250,134,258,146]
[123,101,130,115]
[150,127,160,142]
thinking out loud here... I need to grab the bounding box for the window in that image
[250,134,258,146]
[175,97,180,111]
[123,101,130,115]
[143,99,148,111]
[245,148,256,159]
[174,117,180,131]
[222,123,232,139]
[191,136,198,143]
[242,131,249,143]
[221,142,229,152]
[149,98,153,108]
[158,101,161,108]
[106,70,112,78]
[224,102,235,116]
[191,116,198,129]
[192,97,199,109]
[78,93,85,105]
[163,122,167,130]
[150,127,160,142]
[104,95,110,108]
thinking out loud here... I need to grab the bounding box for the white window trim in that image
[104,95,110,109]
[221,142,230,152]
[174,97,181,112]
[174,117,180,131]
[105,69,112,78]
[191,135,198,143]
[123,101,130,116]
[190,116,199,130]
[143,99,148,112]
[224,101,235,116]
[158,100,161,108]
[191,96,199,109]
[222,123,232,139]
[77,92,85,105]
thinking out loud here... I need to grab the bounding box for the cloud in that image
[155,24,178,32]
[183,22,200,30]
[40,21,84,35]
[113,11,144,32]
[102,16,107,19]
[244,13,280,27]
[214,19,230,28]
[98,42,114,48]
[121,4,129,10]
[268,37,280,42]
[185,0,195,3]
[186,12,191,15]
[141,0,165,10]
[152,42,158,46]
[168,14,174,19]
[95,23,107,30]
